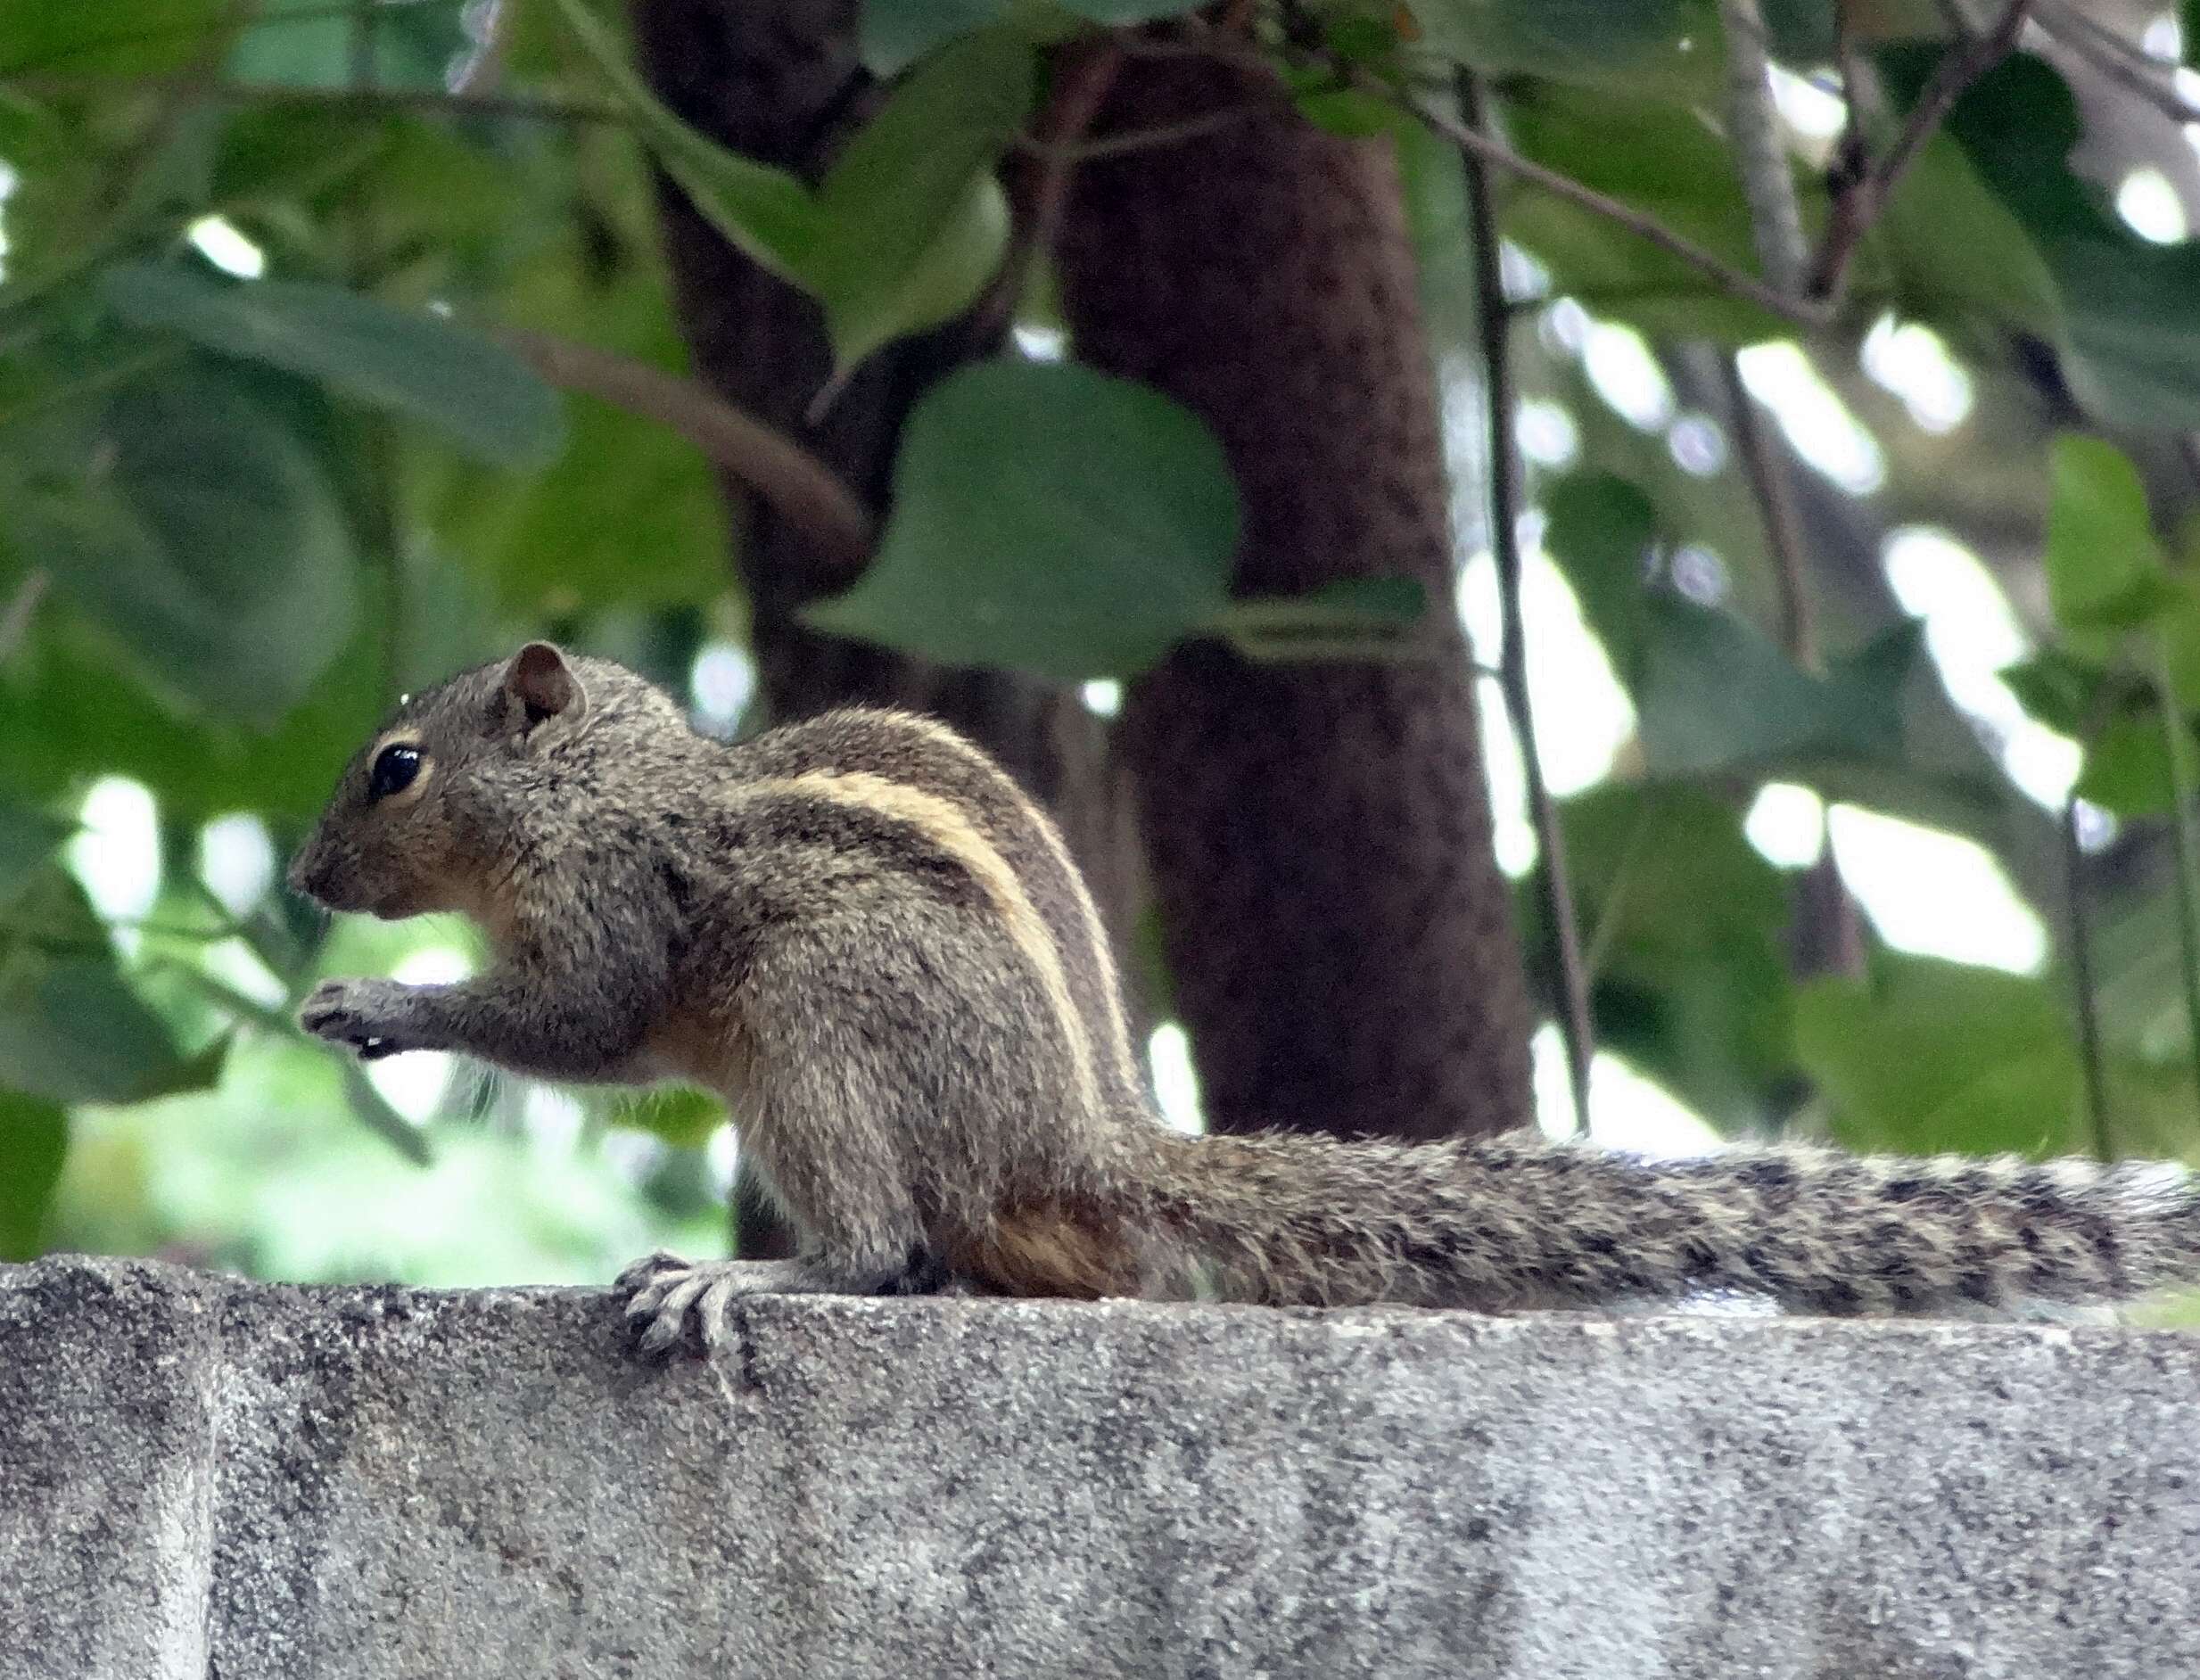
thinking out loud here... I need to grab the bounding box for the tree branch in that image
[2031,0,2200,124]
[1807,0,2036,303]
[493,328,876,579]
[1718,0,1809,297]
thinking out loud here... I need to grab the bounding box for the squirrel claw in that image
[298,977,415,1059]
[619,1252,731,1360]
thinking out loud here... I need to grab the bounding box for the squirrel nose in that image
[286,849,326,903]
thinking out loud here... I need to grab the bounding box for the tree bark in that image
[1057,53,1536,1142]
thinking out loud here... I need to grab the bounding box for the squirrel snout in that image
[286,845,343,910]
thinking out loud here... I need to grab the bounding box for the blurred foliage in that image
[3,0,2200,1313]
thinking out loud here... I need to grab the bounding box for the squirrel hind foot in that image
[617,1248,952,1361]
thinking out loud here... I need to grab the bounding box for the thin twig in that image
[495,327,876,578]
[1112,25,1832,326]
[1807,0,2036,302]
[2031,0,2200,123]
[1387,70,1832,330]
[1012,96,1279,163]
[1459,70,1594,1140]
[970,40,1125,349]
[1718,0,1808,297]
[0,570,49,667]
[1718,358,1815,668]
[1716,352,1864,984]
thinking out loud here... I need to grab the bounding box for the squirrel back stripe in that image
[728,708,1146,1116]
[892,712,1141,1098]
[743,767,1103,1123]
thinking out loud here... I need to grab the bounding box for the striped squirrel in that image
[290,643,2200,1355]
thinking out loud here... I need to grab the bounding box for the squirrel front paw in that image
[619,1252,732,1360]
[298,977,422,1060]
[617,1252,837,1360]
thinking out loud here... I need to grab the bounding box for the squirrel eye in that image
[368,744,423,801]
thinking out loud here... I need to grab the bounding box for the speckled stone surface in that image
[2,1253,2196,1679]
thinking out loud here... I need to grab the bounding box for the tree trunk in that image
[1057,52,1536,1142]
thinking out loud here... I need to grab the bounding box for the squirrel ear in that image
[499,642,584,733]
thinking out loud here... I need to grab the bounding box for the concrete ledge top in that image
[3,1253,2196,1680]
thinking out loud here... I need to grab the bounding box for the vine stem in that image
[1458,70,1594,1140]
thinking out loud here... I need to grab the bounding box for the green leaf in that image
[1796,956,2083,1159]
[102,263,565,469]
[1998,647,2111,737]
[2042,432,2169,636]
[0,611,383,822]
[2076,712,2182,819]
[1404,0,1719,92]
[0,802,73,907]
[1636,597,1909,776]
[610,1086,728,1149]
[1545,786,1793,1132]
[0,1092,66,1261]
[1873,130,2063,339]
[860,0,1012,75]
[1908,50,2200,431]
[0,0,225,76]
[3,360,358,723]
[0,873,228,1107]
[807,360,1242,679]
[1541,471,1659,679]
[1498,84,1794,340]
[547,0,822,284]
[812,29,1033,371]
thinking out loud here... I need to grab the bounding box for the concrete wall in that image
[2,1253,2195,1679]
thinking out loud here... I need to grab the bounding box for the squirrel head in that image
[287,641,683,923]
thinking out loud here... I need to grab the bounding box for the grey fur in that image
[292,646,2200,1357]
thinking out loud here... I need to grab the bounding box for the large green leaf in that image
[860,0,1015,75]
[1542,471,1660,679]
[1872,129,2063,342]
[2041,432,2171,638]
[548,0,821,284]
[0,872,227,1108]
[1910,50,2200,432]
[3,359,358,723]
[1636,600,1912,777]
[0,611,383,822]
[1544,786,1794,1132]
[1796,955,2083,1158]
[1498,84,1794,340]
[0,1092,66,1261]
[1405,0,1719,92]
[0,801,73,907]
[810,29,1032,372]
[102,263,565,469]
[807,360,1242,678]
[0,0,226,76]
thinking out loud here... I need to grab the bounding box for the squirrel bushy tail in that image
[1131,1128,2200,1313]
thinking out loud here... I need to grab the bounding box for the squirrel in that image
[290,642,2200,1355]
